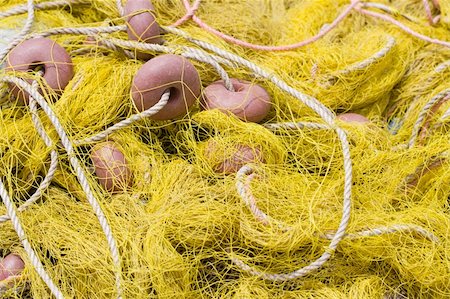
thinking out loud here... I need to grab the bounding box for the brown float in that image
[6,38,73,104]
[131,54,201,120]
[91,142,132,193]
[202,78,271,123]
[124,0,162,59]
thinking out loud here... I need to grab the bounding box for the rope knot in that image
[170,0,201,27]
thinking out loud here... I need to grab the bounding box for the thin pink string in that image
[170,0,361,51]
[357,7,450,48]
[431,0,440,9]
[170,0,449,51]
[170,0,201,27]
[422,0,440,25]
[423,0,436,25]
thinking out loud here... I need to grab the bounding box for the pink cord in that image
[170,0,449,51]
[422,0,441,25]
[357,8,450,48]
[170,0,361,51]
[423,0,436,25]
[431,0,440,9]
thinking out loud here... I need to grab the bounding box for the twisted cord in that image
[170,0,361,51]
[422,0,440,25]
[335,36,396,76]
[0,4,65,297]
[361,3,418,22]
[0,179,65,298]
[236,166,439,242]
[0,0,88,18]
[0,0,35,62]
[408,89,450,148]
[170,0,202,27]
[116,0,124,17]
[319,35,396,87]
[264,122,331,131]
[181,48,234,91]
[75,89,170,145]
[164,28,355,281]
[170,0,448,50]
[1,76,123,299]
[0,77,58,223]
[100,37,236,90]
[356,7,450,48]
[322,224,439,242]
[33,25,127,39]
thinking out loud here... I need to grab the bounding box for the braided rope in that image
[181,48,234,91]
[356,7,449,48]
[0,0,35,62]
[409,89,450,148]
[171,0,361,51]
[116,0,124,17]
[335,36,396,76]
[75,89,170,145]
[321,35,396,87]
[433,60,450,74]
[97,36,135,59]
[163,27,354,281]
[0,154,63,299]
[0,0,87,19]
[101,37,235,90]
[422,0,440,25]
[0,77,58,223]
[236,166,439,241]
[33,25,127,39]
[0,176,65,298]
[170,0,202,27]
[171,0,448,50]
[361,2,418,22]
[322,224,439,242]
[264,122,331,131]
[1,75,123,299]
[0,4,66,297]
[0,0,445,288]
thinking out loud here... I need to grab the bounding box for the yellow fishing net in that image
[0,0,449,298]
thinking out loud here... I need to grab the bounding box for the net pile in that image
[0,0,449,298]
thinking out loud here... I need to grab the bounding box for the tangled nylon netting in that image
[0,0,449,298]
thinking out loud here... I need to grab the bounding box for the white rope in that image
[433,60,450,74]
[322,35,396,86]
[182,48,235,91]
[74,89,170,145]
[338,36,396,75]
[1,75,123,298]
[0,172,64,299]
[100,37,236,90]
[33,25,127,39]
[0,0,88,19]
[321,224,439,242]
[116,0,124,17]
[96,37,135,59]
[0,0,35,62]
[264,121,331,131]
[164,26,354,281]
[439,106,450,122]
[236,165,439,241]
[361,3,418,22]
[0,77,58,223]
[408,89,450,148]
[0,4,65,297]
